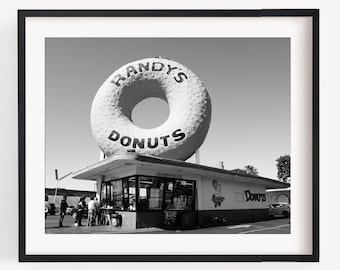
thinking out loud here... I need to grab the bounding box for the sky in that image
[45,38,290,191]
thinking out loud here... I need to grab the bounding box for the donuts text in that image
[108,128,186,149]
[244,190,267,202]
[110,61,188,87]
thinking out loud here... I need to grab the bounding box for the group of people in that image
[86,196,100,226]
[58,195,100,227]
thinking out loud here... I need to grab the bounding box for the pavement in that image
[45,214,290,234]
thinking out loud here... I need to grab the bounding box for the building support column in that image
[96,175,105,202]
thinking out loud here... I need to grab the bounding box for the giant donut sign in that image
[91,57,211,161]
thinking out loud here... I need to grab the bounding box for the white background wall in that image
[0,0,337,269]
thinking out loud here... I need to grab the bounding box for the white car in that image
[268,203,290,218]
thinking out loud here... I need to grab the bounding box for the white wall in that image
[0,1,338,270]
[199,176,268,210]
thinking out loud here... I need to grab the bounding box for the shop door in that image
[163,179,196,228]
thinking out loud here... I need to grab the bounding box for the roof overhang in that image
[266,187,291,192]
[72,153,290,189]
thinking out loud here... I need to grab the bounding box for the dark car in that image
[48,203,56,215]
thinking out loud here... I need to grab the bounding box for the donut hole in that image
[119,79,170,129]
[131,97,170,129]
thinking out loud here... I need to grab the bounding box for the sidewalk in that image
[46,224,165,234]
[45,215,290,234]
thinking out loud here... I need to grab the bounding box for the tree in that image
[276,155,290,182]
[244,165,259,176]
[232,165,259,176]
[231,168,247,174]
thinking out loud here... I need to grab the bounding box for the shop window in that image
[164,181,173,210]
[164,180,195,211]
[138,176,164,211]
[125,177,136,210]
[101,177,136,211]
[111,180,123,209]
[102,176,195,211]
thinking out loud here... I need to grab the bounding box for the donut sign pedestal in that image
[91,57,211,161]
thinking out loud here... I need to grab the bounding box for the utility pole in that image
[53,169,59,204]
[53,169,73,204]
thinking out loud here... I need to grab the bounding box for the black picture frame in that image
[18,9,319,262]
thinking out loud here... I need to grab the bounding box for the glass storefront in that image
[100,175,195,212]
[164,180,195,210]
[138,176,164,211]
[101,176,136,211]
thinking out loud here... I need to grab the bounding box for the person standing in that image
[87,197,95,226]
[75,196,86,226]
[94,197,100,225]
[59,196,68,227]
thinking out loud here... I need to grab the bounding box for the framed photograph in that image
[18,10,319,262]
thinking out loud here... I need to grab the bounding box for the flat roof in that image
[266,187,291,192]
[72,153,290,189]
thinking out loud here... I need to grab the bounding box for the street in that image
[45,214,290,234]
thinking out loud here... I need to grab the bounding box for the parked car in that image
[268,203,290,217]
[45,201,49,217]
[47,203,56,215]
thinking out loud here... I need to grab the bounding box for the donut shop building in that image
[72,153,289,230]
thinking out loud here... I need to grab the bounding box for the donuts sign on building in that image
[91,57,212,160]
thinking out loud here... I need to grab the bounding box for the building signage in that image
[211,180,225,208]
[91,57,211,160]
[108,128,186,149]
[244,190,266,202]
[111,61,188,87]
